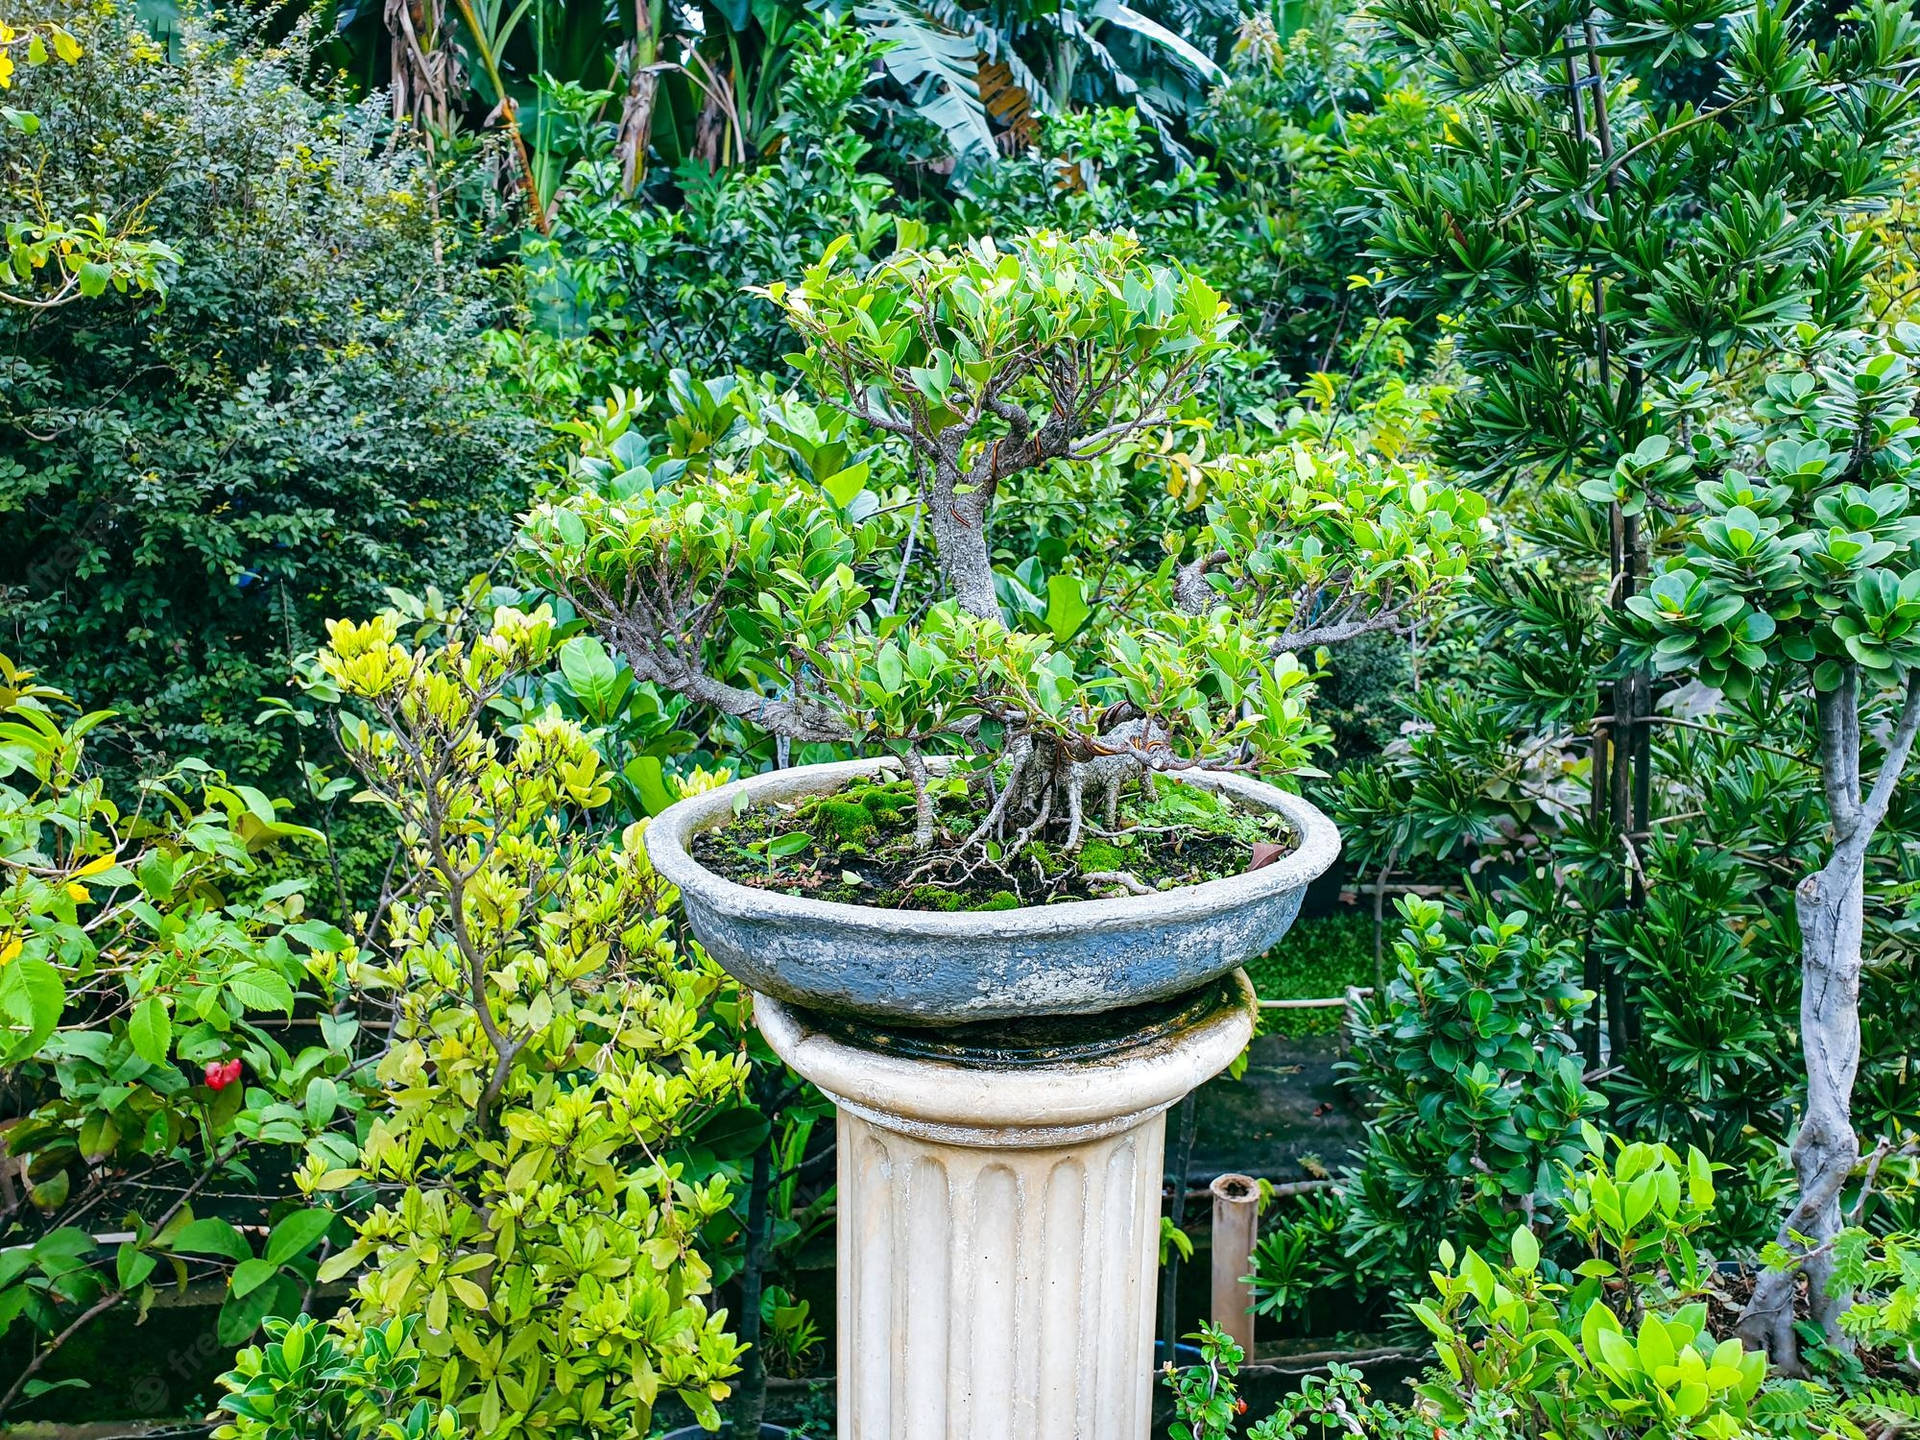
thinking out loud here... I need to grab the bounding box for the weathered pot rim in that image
[644,755,1341,939]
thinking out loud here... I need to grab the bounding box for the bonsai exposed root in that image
[901,750,936,851]
[1063,718,1165,851]
[964,733,1033,849]
[1008,782,1053,858]
[1083,869,1152,896]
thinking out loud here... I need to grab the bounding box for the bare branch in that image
[1267,610,1410,654]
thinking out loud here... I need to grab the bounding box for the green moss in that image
[809,780,918,845]
[1076,838,1128,872]
[907,885,967,912]
[975,890,1021,912]
[814,798,877,847]
[1128,783,1291,846]
[841,779,914,809]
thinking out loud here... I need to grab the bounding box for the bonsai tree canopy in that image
[523,230,1488,861]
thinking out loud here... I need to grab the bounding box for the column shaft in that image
[836,1107,1166,1440]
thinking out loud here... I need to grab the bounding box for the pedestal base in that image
[755,972,1256,1440]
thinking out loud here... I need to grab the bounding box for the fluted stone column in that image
[754,972,1255,1440]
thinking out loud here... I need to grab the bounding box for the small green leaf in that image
[229,1256,279,1298]
[1510,1225,1540,1274]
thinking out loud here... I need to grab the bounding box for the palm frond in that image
[916,0,1055,117]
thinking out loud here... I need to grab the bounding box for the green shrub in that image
[214,1317,453,1440]
[1250,897,1604,1320]
[0,5,541,788]
[0,654,366,1420]
[1179,1136,1851,1440]
[304,608,750,1437]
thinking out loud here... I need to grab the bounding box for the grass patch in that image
[1244,909,1374,1038]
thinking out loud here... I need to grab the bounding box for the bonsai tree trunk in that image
[1738,667,1920,1370]
[923,450,999,622]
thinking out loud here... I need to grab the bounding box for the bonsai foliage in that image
[0,655,365,1416]
[524,230,1487,866]
[1618,330,1920,1364]
[304,608,750,1436]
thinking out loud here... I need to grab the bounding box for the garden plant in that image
[523,228,1487,904]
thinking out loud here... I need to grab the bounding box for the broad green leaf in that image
[265,1208,335,1266]
[0,957,64,1062]
[227,968,294,1014]
[127,994,170,1067]
[171,1216,251,1262]
[1045,574,1092,642]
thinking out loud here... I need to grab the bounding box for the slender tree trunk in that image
[1737,849,1864,1371]
[903,749,936,850]
[616,0,660,194]
[924,458,998,621]
[1739,670,1920,1370]
[1795,854,1865,1336]
[1372,843,1398,994]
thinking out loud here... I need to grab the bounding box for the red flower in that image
[204,1058,243,1091]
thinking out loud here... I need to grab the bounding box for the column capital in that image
[754,972,1255,1148]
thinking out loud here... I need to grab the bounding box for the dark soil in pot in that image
[695,774,1299,911]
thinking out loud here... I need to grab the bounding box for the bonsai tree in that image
[1619,327,1920,1368]
[523,230,1487,885]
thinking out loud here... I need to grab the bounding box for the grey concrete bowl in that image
[645,757,1341,1027]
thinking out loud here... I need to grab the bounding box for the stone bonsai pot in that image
[646,756,1339,1026]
